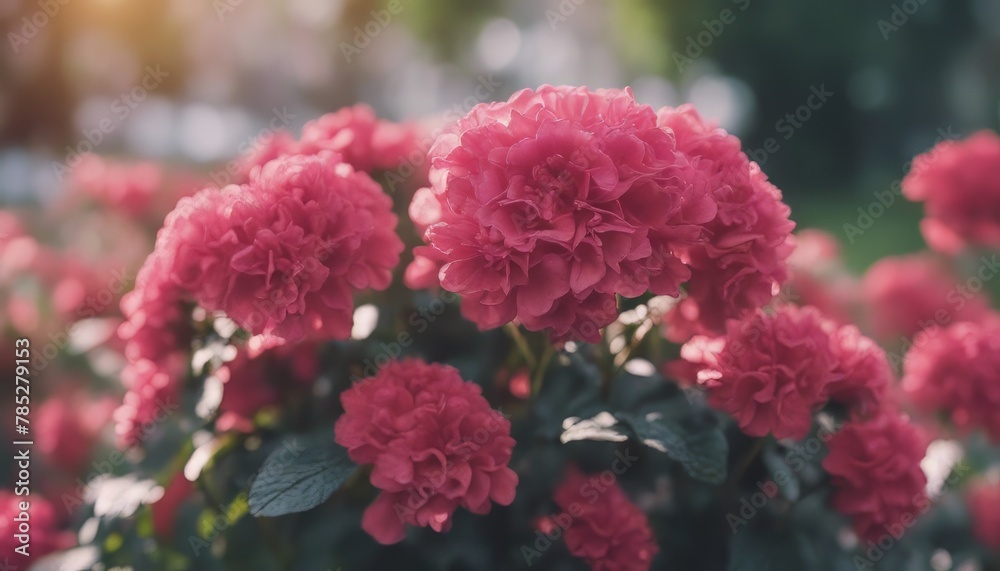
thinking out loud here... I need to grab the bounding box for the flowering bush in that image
[5,86,1000,571]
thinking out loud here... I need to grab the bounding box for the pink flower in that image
[334,359,518,544]
[552,466,658,571]
[901,317,1000,441]
[195,154,402,340]
[37,389,116,474]
[861,253,991,341]
[410,86,716,342]
[0,491,74,565]
[657,105,795,340]
[903,130,1000,253]
[300,104,422,173]
[679,305,890,437]
[238,104,423,180]
[822,413,928,543]
[681,306,838,439]
[966,479,1000,551]
[115,153,401,445]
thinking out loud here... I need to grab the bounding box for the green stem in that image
[505,323,537,369]
[531,345,556,399]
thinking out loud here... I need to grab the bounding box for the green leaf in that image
[248,434,356,517]
[616,408,728,484]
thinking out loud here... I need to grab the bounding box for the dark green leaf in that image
[248,434,356,517]
[616,409,728,484]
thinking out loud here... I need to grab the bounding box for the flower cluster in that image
[550,466,659,571]
[678,305,890,439]
[657,105,795,340]
[116,152,402,444]
[903,130,1000,254]
[901,317,1000,441]
[408,86,793,343]
[334,359,518,544]
[822,412,929,543]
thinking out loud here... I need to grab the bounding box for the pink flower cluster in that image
[658,105,795,340]
[822,412,929,543]
[678,306,891,439]
[239,104,422,180]
[902,317,1000,442]
[116,152,402,445]
[903,130,1000,254]
[334,359,518,544]
[549,466,659,571]
[408,86,793,342]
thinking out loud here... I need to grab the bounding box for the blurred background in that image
[0,0,997,268]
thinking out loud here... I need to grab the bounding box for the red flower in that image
[409,86,717,342]
[966,479,1000,551]
[903,130,1000,253]
[902,317,1000,441]
[334,359,518,544]
[822,413,929,543]
[657,105,795,340]
[680,305,891,438]
[681,306,838,439]
[552,466,658,571]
